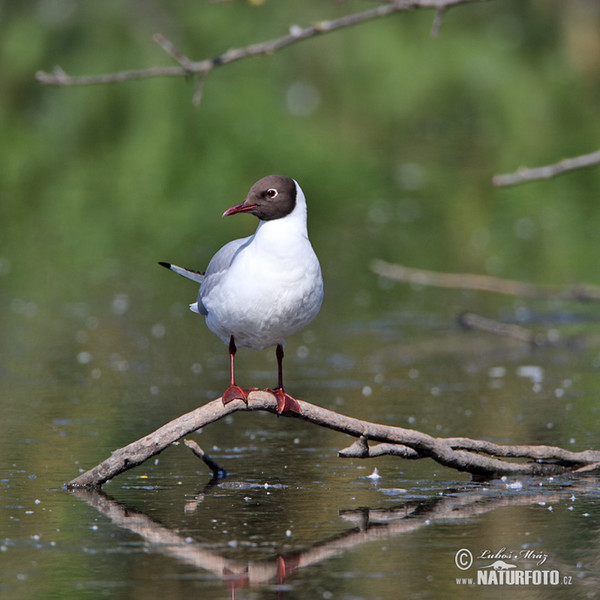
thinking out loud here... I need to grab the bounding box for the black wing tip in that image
[158,261,172,270]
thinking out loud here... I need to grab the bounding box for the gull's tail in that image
[158,261,205,284]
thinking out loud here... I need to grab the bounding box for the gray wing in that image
[195,236,252,315]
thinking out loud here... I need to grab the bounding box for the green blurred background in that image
[3,0,600,302]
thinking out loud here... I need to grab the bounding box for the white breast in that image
[197,181,323,350]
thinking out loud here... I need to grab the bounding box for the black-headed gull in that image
[159,175,323,414]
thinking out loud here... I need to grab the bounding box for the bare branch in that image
[493,149,600,187]
[66,391,600,488]
[36,0,483,95]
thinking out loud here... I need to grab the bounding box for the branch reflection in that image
[70,480,596,596]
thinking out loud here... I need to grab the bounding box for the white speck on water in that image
[505,480,523,490]
[517,365,544,385]
[362,385,372,397]
[488,366,506,378]
[77,351,93,365]
[367,468,381,480]
[296,345,309,359]
[547,328,560,342]
[111,293,129,316]
[151,323,166,338]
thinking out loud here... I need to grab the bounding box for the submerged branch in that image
[457,311,547,346]
[67,391,600,488]
[371,259,600,301]
[183,438,228,479]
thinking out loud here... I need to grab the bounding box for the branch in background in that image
[35,0,483,105]
[371,259,600,301]
[66,391,600,488]
[493,149,600,187]
[457,311,548,346]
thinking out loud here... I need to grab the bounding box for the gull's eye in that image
[266,188,278,199]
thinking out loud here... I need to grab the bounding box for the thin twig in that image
[36,0,483,94]
[493,149,600,187]
[183,439,228,479]
[430,6,446,36]
[66,391,600,488]
[152,33,194,70]
[371,259,600,301]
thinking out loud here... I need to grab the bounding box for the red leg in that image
[221,336,248,405]
[269,344,302,414]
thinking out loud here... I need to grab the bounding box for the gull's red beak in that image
[222,202,257,218]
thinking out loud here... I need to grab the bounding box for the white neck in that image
[253,180,309,245]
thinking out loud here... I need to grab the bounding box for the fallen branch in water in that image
[371,259,600,301]
[66,391,600,488]
[36,0,482,105]
[493,148,600,187]
[457,311,549,346]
